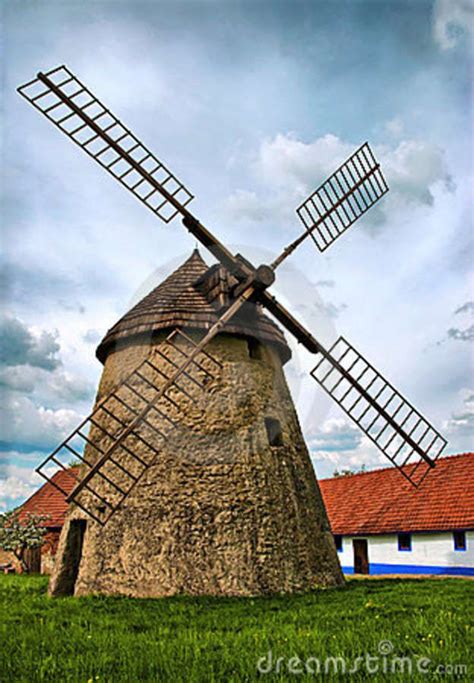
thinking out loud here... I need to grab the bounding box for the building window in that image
[334,535,343,552]
[398,533,412,552]
[247,338,263,360]
[265,417,283,447]
[453,531,466,551]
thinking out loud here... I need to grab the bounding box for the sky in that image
[1,0,473,510]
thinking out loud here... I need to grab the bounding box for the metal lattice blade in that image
[310,337,447,487]
[36,330,221,525]
[17,65,194,223]
[296,143,389,252]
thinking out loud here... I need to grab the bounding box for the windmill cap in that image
[96,250,291,364]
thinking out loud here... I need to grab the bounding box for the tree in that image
[333,464,367,478]
[0,509,50,572]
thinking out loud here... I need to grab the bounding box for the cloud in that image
[0,395,83,450]
[443,388,474,452]
[83,329,102,344]
[0,314,60,370]
[0,364,94,403]
[315,279,335,288]
[308,416,389,478]
[436,301,474,345]
[224,133,454,230]
[454,301,474,315]
[433,0,474,50]
[296,299,347,320]
[443,389,474,451]
[308,417,362,453]
[380,139,455,207]
[0,456,48,511]
[225,190,272,222]
[384,117,404,138]
[447,325,474,342]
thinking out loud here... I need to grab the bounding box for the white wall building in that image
[320,453,474,577]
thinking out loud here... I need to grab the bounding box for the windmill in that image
[17,65,447,596]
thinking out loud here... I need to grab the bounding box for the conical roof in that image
[96,250,291,364]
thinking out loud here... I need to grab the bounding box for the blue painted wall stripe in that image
[341,564,474,576]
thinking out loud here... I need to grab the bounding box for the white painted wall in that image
[336,530,474,573]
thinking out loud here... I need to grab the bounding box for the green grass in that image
[1,575,473,682]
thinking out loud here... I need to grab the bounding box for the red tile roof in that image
[319,453,474,535]
[19,468,79,528]
[19,455,474,535]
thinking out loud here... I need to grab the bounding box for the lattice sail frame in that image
[36,330,221,525]
[311,337,447,486]
[296,143,389,252]
[17,64,447,496]
[17,65,194,223]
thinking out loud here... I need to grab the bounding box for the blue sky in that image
[1,0,473,509]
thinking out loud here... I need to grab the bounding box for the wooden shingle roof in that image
[96,250,291,364]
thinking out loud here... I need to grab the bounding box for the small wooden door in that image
[24,546,41,573]
[353,539,369,574]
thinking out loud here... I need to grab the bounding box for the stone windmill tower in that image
[20,65,447,598]
[49,250,343,597]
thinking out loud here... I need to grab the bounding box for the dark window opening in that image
[453,531,466,551]
[398,533,411,552]
[334,534,343,552]
[265,417,283,447]
[247,338,263,360]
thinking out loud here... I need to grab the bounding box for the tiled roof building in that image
[320,453,474,575]
[14,453,474,577]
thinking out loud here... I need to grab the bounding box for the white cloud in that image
[443,388,474,450]
[0,396,83,450]
[433,0,474,50]
[0,314,61,370]
[0,456,48,511]
[308,417,363,453]
[0,364,94,403]
[224,133,454,230]
[308,416,388,478]
[83,329,102,344]
[447,324,474,342]
[454,300,474,315]
[225,189,273,222]
[384,117,404,138]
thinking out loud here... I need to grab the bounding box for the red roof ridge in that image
[320,451,473,483]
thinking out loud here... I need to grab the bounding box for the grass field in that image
[1,575,473,682]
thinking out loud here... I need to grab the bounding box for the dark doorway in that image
[353,539,369,574]
[24,546,41,573]
[55,519,87,595]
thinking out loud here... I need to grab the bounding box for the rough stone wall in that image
[50,332,343,597]
[40,530,61,575]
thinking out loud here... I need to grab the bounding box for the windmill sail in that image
[18,66,447,495]
[310,337,447,486]
[17,65,194,223]
[296,143,389,252]
[36,330,221,525]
